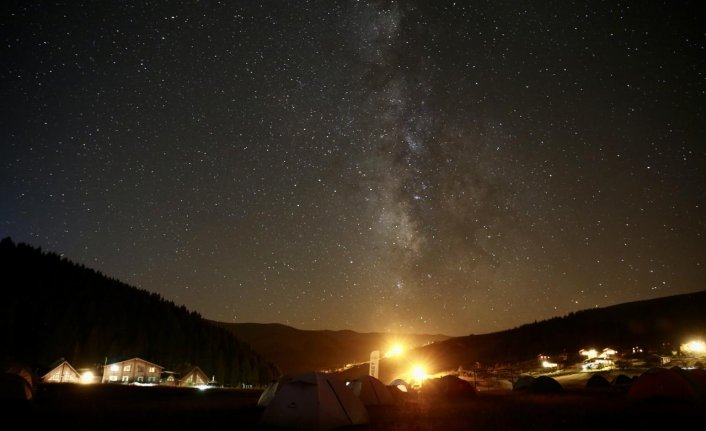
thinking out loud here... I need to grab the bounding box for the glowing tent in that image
[259,371,369,430]
[389,378,411,393]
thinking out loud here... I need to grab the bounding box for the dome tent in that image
[259,371,369,430]
[346,374,396,406]
[0,359,36,402]
[627,367,701,401]
[513,375,535,391]
[422,375,476,399]
[257,374,292,407]
[585,374,611,389]
[528,376,563,394]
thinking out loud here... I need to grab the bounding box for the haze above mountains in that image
[2,237,704,384]
[219,290,706,381]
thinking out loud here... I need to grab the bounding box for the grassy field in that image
[12,382,706,430]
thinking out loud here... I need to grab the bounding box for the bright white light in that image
[411,365,427,383]
[581,358,613,372]
[542,361,557,368]
[110,364,119,372]
[385,344,404,358]
[681,339,706,356]
[80,371,94,384]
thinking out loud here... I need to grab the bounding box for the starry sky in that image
[1,1,704,336]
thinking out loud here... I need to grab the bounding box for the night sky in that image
[2,1,704,336]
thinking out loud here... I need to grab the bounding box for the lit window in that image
[124,365,131,372]
[109,376,118,382]
[122,376,129,382]
[148,367,155,373]
[110,365,119,372]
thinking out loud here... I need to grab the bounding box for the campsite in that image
[13,366,706,430]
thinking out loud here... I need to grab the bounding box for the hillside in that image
[215,321,450,375]
[0,237,278,385]
[334,290,706,383]
[218,291,706,380]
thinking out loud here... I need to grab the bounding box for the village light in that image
[680,339,706,356]
[385,344,404,358]
[411,365,427,383]
[580,349,598,359]
[80,371,94,384]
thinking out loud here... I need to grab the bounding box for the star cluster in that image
[1,1,704,335]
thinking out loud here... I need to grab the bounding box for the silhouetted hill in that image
[214,321,450,375]
[334,290,706,383]
[0,237,278,385]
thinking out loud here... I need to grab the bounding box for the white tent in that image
[389,378,411,393]
[259,371,369,430]
[257,374,292,407]
[347,374,396,406]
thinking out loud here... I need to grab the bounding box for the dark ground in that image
[7,383,705,430]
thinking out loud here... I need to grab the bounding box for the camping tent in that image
[611,374,633,389]
[387,378,414,404]
[389,378,410,393]
[1,360,35,401]
[528,376,563,394]
[512,375,535,391]
[585,374,611,389]
[346,374,396,406]
[627,367,701,401]
[259,371,369,430]
[257,374,292,407]
[422,375,476,399]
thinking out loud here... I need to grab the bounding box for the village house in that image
[101,357,163,384]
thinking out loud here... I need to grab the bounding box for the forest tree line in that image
[0,237,280,385]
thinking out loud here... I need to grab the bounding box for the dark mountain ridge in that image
[3,236,703,387]
[215,321,450,375]
[215,290,706,384]
[0,237,278,385]
[332,289,706,383]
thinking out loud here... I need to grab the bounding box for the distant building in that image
[42,360,81,383]
[178,366,210,387]
[160,366,211,387]
[102,357,163,384]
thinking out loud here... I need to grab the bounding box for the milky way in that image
[1,1,704,335]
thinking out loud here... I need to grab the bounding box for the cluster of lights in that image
[680,339,706,356]
[384,344,404,358]
[537,354,557,368]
